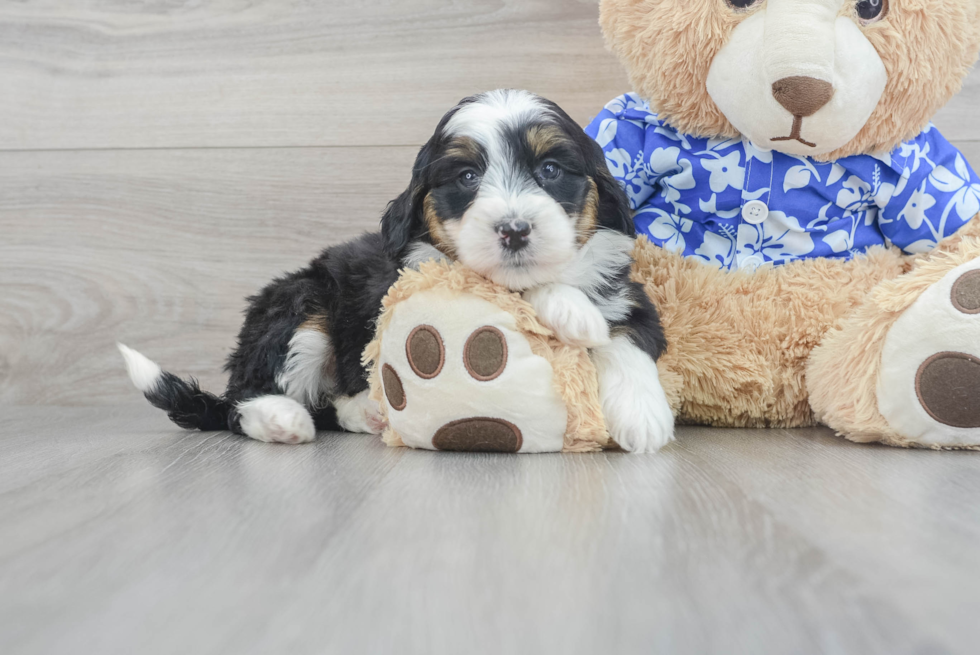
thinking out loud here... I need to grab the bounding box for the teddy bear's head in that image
[600,0,980,160]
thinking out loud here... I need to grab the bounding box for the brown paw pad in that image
[432,417,523,453]
[382,364,406,411]
[916,352,980,429]
[407,325,445,379]
[464,326,507,381]
[952,270,980,315]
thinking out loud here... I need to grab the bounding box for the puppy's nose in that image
[771,76,834,117]
[496,220,532,252]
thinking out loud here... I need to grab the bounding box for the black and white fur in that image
[120,89,674,452]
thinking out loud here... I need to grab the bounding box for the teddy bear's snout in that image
[771,76,834,118]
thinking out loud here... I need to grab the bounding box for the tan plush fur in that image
[600,0,980,160]
[632,237,910,427]
[807,217,980,447]
[363,261,611,453]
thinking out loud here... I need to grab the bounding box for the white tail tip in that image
[117,343,163,393]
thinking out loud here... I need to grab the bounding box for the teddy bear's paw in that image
[522,283,611,348]
[334,390,387,435]
[237,395,317,444]
[877,259,980,447]
[378,290,568,453]
[594,336,675,454]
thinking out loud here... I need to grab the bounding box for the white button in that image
[742,200,769,225]
[740,255,765,272]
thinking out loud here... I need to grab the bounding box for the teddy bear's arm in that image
[877,126,980,254]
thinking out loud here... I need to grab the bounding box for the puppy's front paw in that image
[523,284,611,348]
[594,336,675,453]
[604,384,674,454]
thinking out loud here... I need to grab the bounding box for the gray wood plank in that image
[1,0,976,152]
[1,407,978,654]
[0,0,629,150]
[0,146,417,405]
[933,64,980,141]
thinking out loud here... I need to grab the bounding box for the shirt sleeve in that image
[584,95,671,212]
[877,125,980,253]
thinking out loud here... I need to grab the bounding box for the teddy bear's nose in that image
[771,76,834,118]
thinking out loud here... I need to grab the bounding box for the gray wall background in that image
[1,0,978,406]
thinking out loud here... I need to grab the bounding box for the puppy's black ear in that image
[380,187,418,258]
[380,142,432,258]
[542,98,635,237]
[586,138,635,237]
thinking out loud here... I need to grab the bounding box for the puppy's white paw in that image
[604,383,674,454]
[593,336,675,454]
[523,283,611,348]
[335,390,387,435]
[237,395,316,444]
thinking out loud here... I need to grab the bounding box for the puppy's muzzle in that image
[496,219,532,253]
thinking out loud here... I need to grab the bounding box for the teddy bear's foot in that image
[877,259,980,447]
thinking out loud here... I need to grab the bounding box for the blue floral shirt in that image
[585,94,980,271]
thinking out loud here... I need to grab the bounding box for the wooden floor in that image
[3,1,980,653]
[3,406,980,654]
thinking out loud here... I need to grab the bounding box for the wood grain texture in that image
[933,65,980,142]
[0,146,417,404]
[0,0,629,150]
[2,407,980,654]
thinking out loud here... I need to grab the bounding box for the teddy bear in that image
[583,0,980,447]
[363,260,613,453]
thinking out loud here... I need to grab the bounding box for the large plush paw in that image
[334,390,387,435]
[878,258,980,446]
[237,395,316,444]
[522,283,611,348]
[593,336,675,453]
[376,290,568,453]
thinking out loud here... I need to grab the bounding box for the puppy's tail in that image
[117,343,231,431]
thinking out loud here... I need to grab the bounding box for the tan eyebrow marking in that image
[525,124,570,159]
[443,136,482,162]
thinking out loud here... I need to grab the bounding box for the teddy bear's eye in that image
[726,0,762,9]
[856,0,888,23]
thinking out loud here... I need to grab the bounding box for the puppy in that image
[120,89,674,452]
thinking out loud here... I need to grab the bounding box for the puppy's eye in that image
[726,0,762,9]
[856,0,888,23]
[538,161,562,181]
[458,169,480,189]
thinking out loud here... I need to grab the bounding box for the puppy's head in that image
[381,89,632,291]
